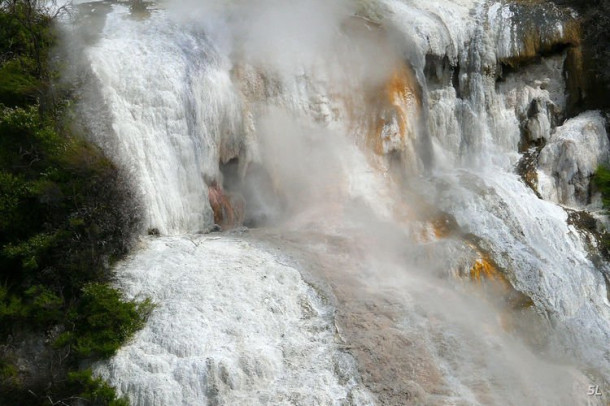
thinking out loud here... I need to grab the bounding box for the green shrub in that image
[0,2,144,404]
[0,172,29,233]
[55,284,153,359]
[593,165,610,209]
[3,232,58,273]
[66,369,129,406]
[0,358,19,390]
[592,165,610,257]
[0,105,63,177]
[0,59,40,106]
[23,284,63,324]
[0,286,26,321]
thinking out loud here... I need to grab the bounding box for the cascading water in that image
[84,4,244,234]
[69,0,610,404]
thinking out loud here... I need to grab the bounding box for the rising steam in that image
[69,0,610,404]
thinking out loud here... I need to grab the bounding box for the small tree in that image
[0,0,69,76]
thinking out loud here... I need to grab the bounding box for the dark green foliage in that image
[0,283,63,328]
[56,284,153,359]
[0,0,54,106]
[0,0,55,74]
[0,104,141,294]
[0,2,145,405]
[0,59,41,106]
[65,369,130,406]
[593,165,610,209]
[593,165,610,256]
[0,357,19,394]
[0,285,26,321]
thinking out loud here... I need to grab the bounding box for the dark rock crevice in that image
[218,159,285,229]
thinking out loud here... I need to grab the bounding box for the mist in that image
[59,0,610,404]
[166,2,607,401]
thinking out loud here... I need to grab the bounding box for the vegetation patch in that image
[0,1,145,404]
[590,165,610,259]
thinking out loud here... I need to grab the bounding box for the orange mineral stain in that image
[367,63,421,157]
[208,181,244,230]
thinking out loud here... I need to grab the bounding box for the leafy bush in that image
[0,286,26,322]
[0,2,145,405]
[0,104,141,293]
[591,165,610,258]
[0,58,40,106]
[55,284,153,359]
[65,369,130,406]
[594,165,610,209]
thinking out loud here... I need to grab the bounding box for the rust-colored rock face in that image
[208,182,245,229]
[366,63,422,172]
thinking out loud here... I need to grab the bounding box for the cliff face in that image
[550,0,610,112]
[73,0,610,404]
[233,0,610,395]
